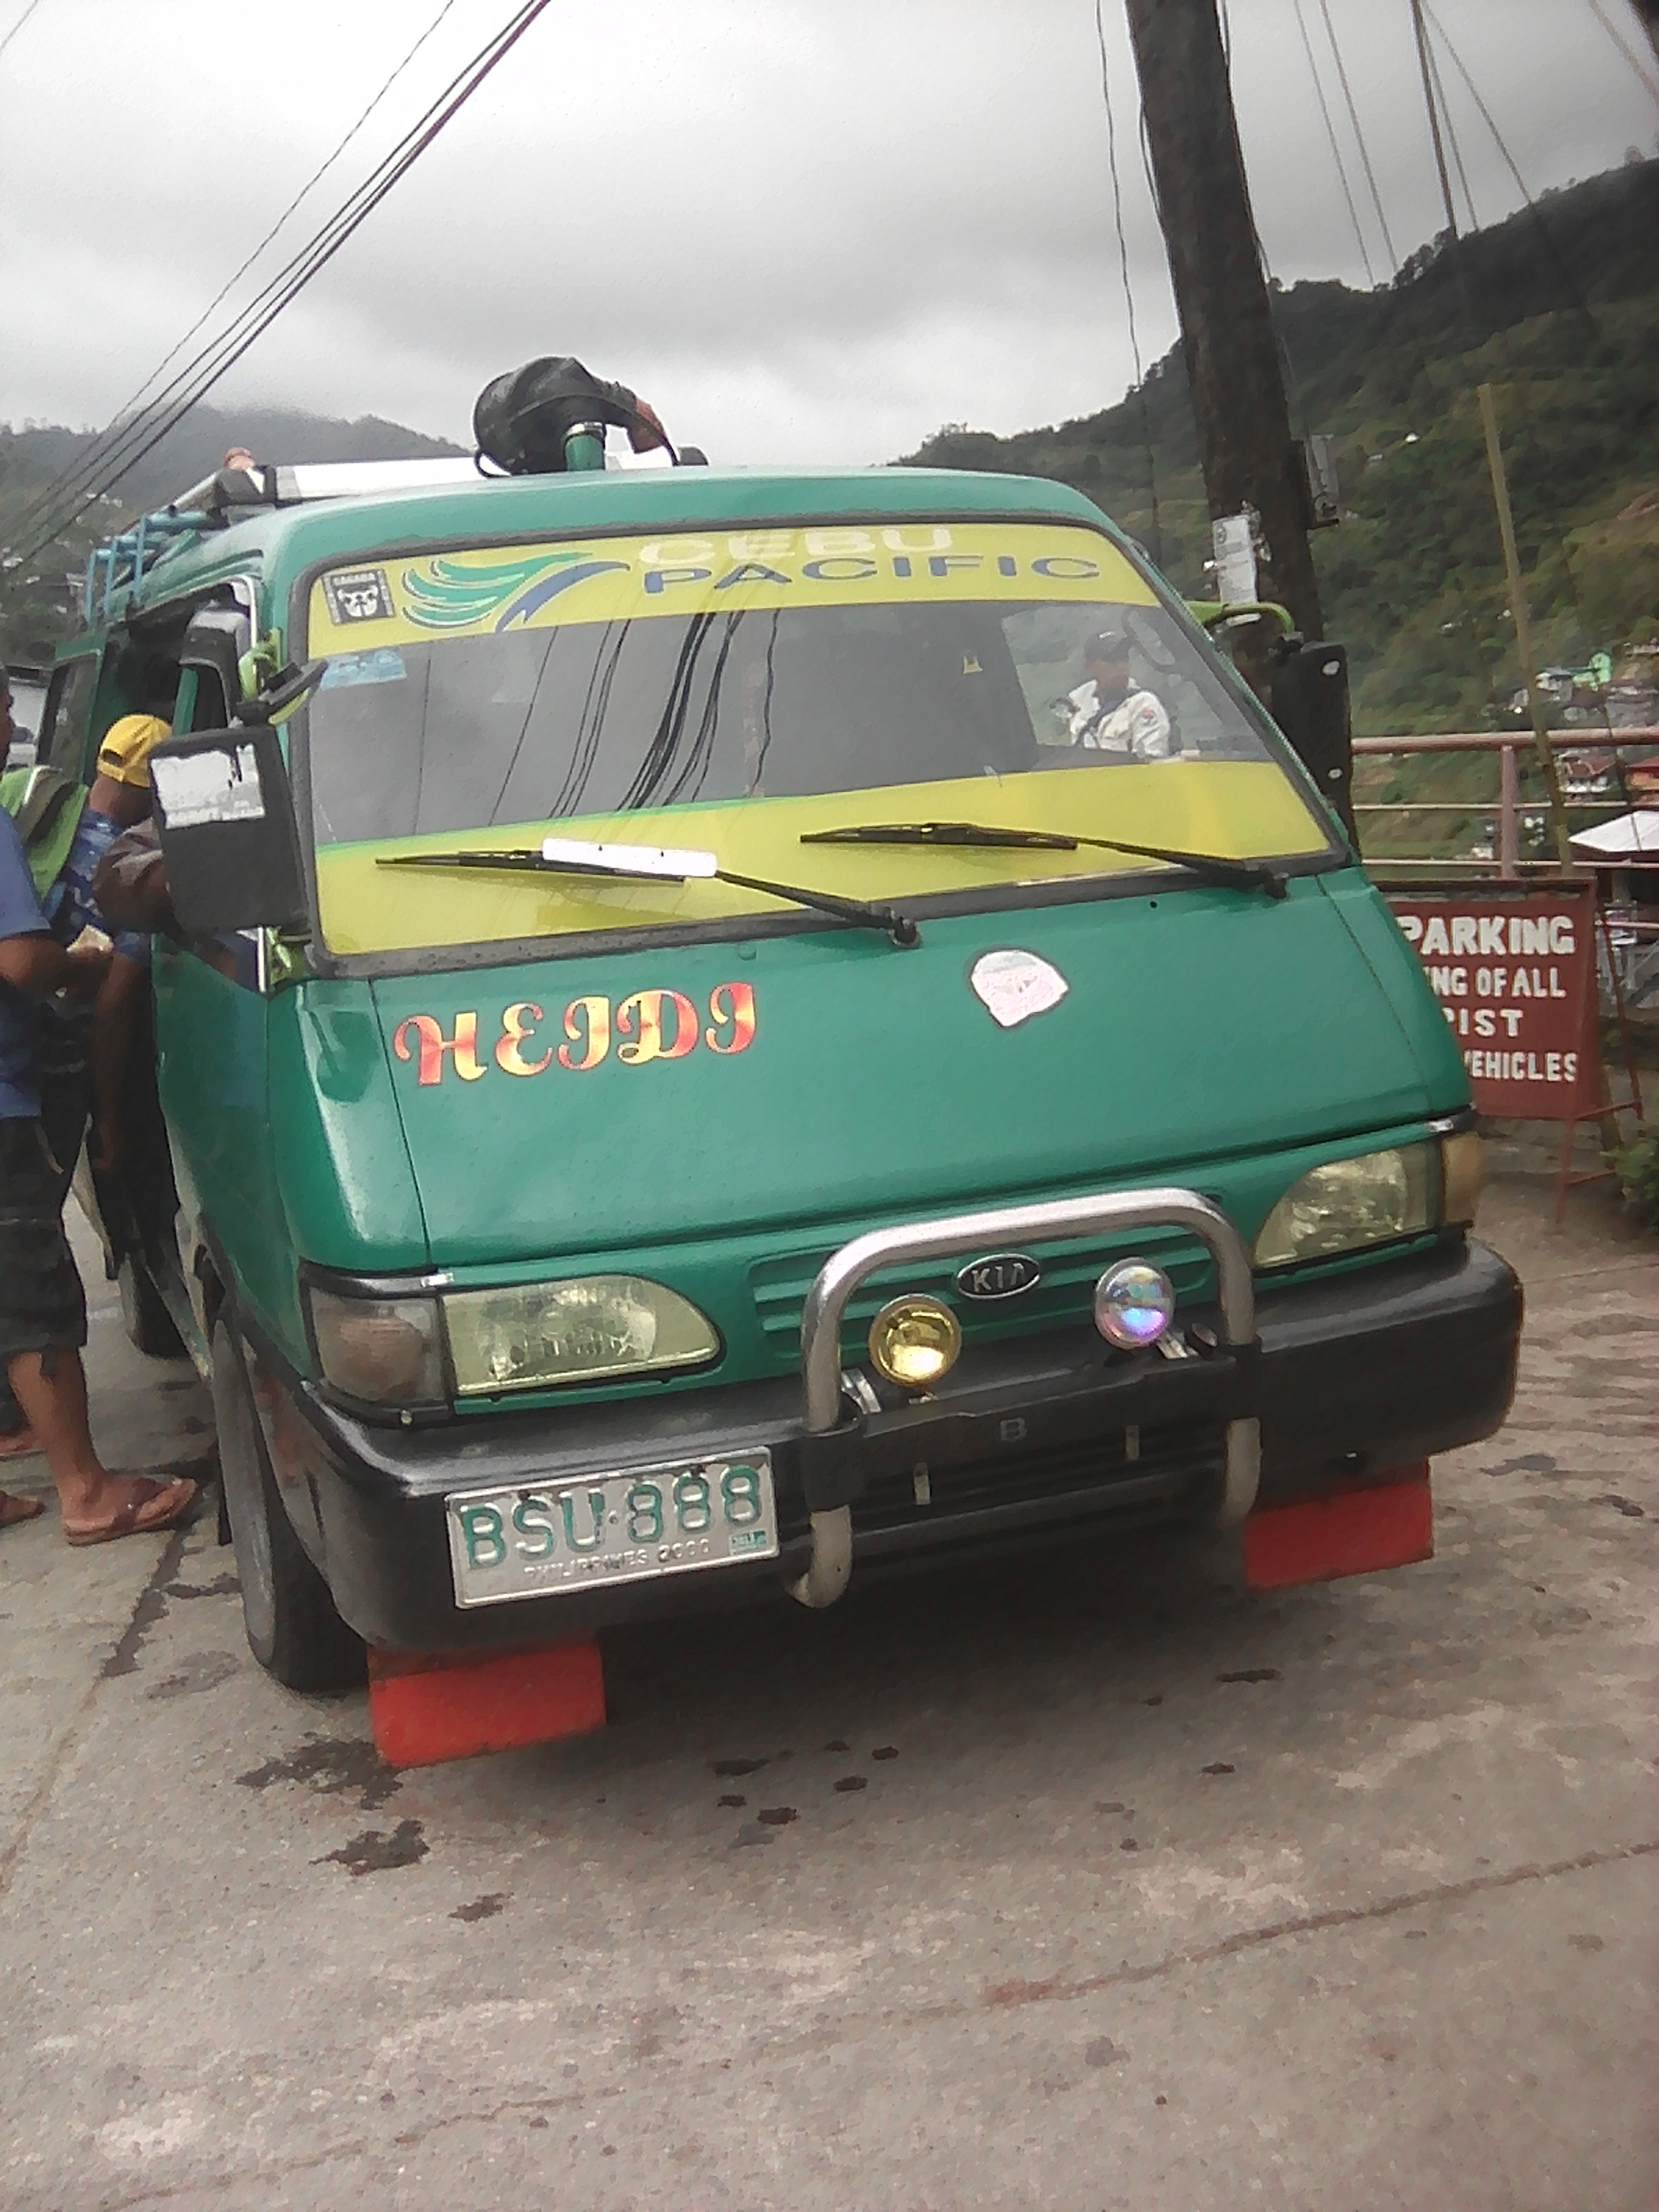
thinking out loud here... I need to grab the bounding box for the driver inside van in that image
[1064,627,1173,759]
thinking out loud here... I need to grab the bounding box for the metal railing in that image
[1353,727,1659,1010]
[1353,727,1659,879]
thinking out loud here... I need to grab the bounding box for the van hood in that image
[365,870,1455,1270]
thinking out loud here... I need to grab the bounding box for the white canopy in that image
[1569,810,1659,859]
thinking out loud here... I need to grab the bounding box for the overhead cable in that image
[1584,0,1659,104]
[1427,31,1481,234]
[97,0,465,480]
[1410,0,1464,240]
[1423,4,1609,347]
[1290,0,1376,284]
[9,0,522,560]
[1420,6,1536,218]
[1315,0,1399,271]
[1093,0,1163,566]
[13,0,556,568]
[0,0,42,62]
[5,0,463,558]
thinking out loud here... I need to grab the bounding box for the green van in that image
[51,450,1520,1726]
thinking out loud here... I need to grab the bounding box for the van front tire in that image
[210,1320,364,1694]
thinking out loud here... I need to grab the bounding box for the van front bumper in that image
[251,1210,1521,1652]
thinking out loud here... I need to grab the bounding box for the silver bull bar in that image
[788,1186,1260,1608]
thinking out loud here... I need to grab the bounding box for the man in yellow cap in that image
[39,709,166,1173]
[95,712,171,791]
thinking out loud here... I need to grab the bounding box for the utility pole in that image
[1477,382,1573,869]
[1121,0,1324,695]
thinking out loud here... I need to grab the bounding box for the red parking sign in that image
[1386,882,1596,1118]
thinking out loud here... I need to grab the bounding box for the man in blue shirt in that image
[0,805,196,1541]
[0,707,170,1456]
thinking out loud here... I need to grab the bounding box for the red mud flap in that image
[367,1638,606,1767]
[1243,1464,1433,1592]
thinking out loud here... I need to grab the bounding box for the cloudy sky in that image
[3,0,1656,465]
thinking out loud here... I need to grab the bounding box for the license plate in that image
[445,1451,778,1609]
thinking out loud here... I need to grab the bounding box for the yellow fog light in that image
[1441,1129,1485,1227]
[868,1295,962,1390]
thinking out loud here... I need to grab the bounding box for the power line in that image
[14,0,556,569]
[1315,0,1399,271]
[5,0,464,561]
[7,0,484,559]
[1290,0,1376,283]
[1423,2,1609,346]
[1411,0,1463,240]
[101,0,465,473]
[1419,7,1534,217]
[1093,0,1163,566]
[1425,24,1480,231]
[1584,0,1659,104]
[0,0,42,62]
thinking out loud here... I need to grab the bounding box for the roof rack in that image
[80,457,480,624]
[81,446,675,625]
[83,506,218,626]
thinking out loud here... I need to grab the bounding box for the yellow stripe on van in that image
[306,522,1156,650]
[315,763,1328,956]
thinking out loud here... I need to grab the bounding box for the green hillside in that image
[900,158,1659,742]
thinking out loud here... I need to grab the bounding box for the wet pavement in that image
[1,1177,1654,2210]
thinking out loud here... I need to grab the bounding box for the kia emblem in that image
[955,1253,1042,1301]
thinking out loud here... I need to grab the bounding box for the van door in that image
[148,642,289,1349]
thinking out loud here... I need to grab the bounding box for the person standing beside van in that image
[62,708,171,1173]
[0,802,195,1540]
[0,701,170,1461]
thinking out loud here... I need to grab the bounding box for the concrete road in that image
[2,1178,1655,2211]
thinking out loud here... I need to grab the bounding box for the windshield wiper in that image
[377,838,921,947]
[800,819,1286,899]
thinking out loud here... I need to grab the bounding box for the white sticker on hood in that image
[969,948,1069,1029]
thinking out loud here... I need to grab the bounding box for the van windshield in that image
[300,521,1334,952]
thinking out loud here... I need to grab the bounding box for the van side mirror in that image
[148,725,307,935]
[1269,637,1356,844]
[236,658,326,725]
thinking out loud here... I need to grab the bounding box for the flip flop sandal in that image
[63,1476,199,1549]
[0,1491,45,1528]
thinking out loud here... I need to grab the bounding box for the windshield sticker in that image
[321,568,395,626]
[310,523,1155,653]
[391,981,757,1086]
[318,649,407,690]
[151,743,266,830]
[969,948,1069,1029]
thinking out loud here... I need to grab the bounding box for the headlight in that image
[308,1287,446,1408]
[444,1276,719,1395]
[1254,1143,1436,1269]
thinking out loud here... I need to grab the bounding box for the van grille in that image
[750,1223,1214,1369]
[779,1416,1225,1541]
